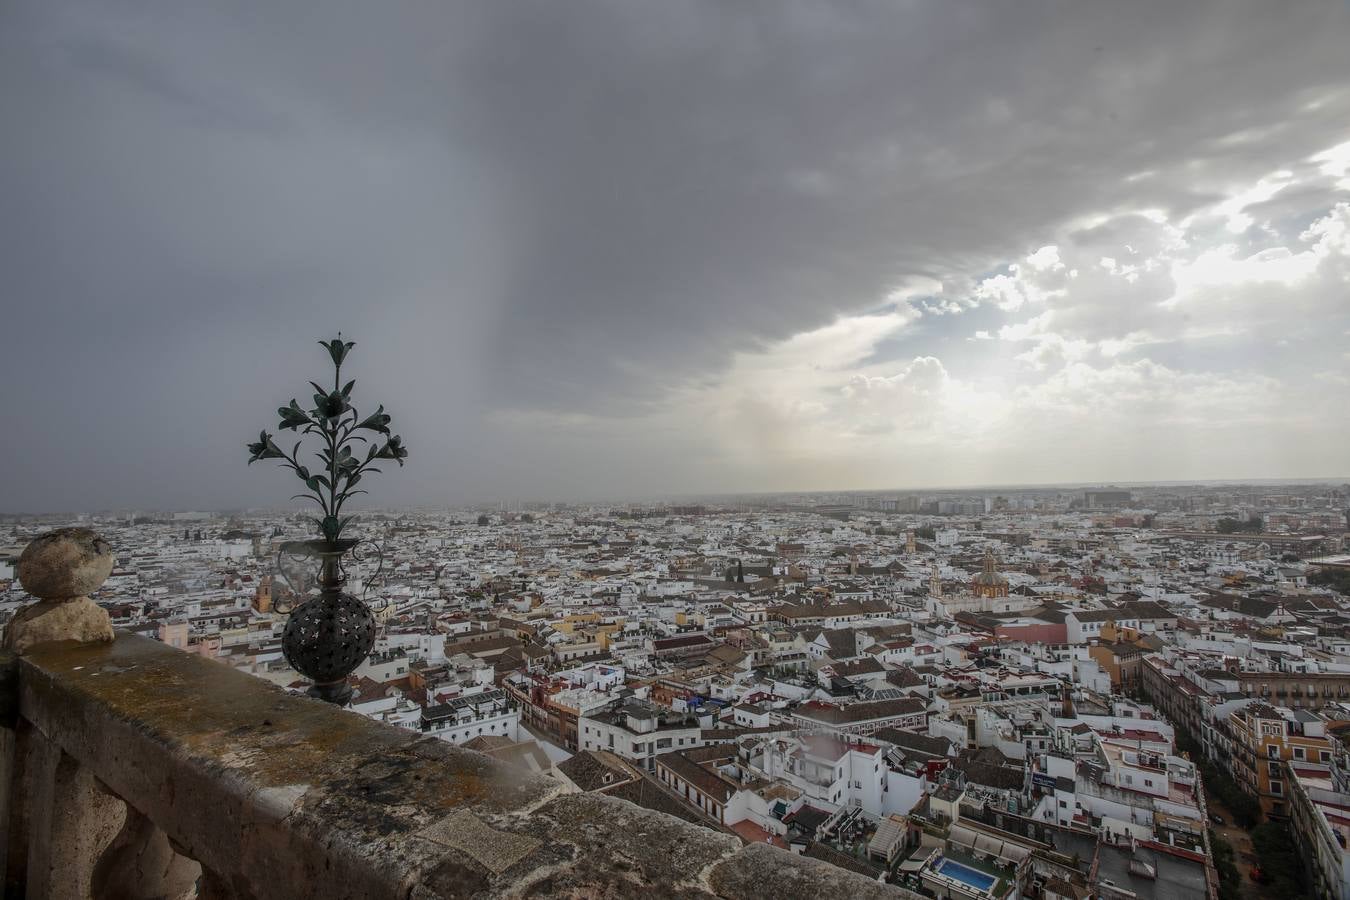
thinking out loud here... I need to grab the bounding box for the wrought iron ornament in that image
[246,336,408,705]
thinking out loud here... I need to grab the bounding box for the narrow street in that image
[1207,797,1262,899]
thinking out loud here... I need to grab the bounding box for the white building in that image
[420,689,520,745]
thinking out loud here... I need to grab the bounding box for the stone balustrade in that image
[0,531,920,899]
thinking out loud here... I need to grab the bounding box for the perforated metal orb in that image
[281,591,376,685]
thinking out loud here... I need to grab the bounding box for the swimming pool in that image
[935,858,996,893]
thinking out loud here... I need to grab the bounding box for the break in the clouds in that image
[2,1,1349,510]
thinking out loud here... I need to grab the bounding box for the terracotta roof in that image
[795,697,925,725]
[654,748,737,804]
[873,727,952,759]
[558,749,640,791]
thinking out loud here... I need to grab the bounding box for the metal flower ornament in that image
[248,336,407,543]
[246,336,408,705]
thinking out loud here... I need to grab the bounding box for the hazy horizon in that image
[4,475,1347,518]
[4,1,1349,513]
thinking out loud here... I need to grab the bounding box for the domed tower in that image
[971,548,1008,599]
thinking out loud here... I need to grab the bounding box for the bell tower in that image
[253,575,273,614]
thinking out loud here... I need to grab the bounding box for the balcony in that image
[0,627,915,897]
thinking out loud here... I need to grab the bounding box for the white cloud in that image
[1025,245,1065,272]
[1312,139,1350,189]
[488,146,1350,493]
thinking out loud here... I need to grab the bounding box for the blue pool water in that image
[936,858,996,892]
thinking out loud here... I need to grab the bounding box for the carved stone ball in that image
[18,527,115,602]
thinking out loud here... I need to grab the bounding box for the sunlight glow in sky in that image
[2,2,1348,509]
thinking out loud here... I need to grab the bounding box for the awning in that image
[974,833,1003,855]
[868,817,906,855]
[948,824,978,849]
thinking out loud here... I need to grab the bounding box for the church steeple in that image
[929,564,942,599]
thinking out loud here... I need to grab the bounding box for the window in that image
[1294,747,1305,760]
[1271,780,1283,795]
[1268,762,1280,777]
[1268,745,1281,759]
[1322,751,1332,762]
[1144,779,1153,787]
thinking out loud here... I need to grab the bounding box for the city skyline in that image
[4,477,1347,519]
[3,1,1349,512]
[3,488,1347,896]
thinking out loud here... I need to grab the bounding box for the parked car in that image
[1209,813,1225,826]
[1250,867,1266,884]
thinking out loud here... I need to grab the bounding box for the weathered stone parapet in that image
[4,529,114,654]
[0,634,922,898]
[710,842,920,899]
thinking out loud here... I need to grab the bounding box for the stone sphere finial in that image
[5,528,116,653]
[18,527,115,602]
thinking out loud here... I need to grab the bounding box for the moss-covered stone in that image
[13,634,918,899]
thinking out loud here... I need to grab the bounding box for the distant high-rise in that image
[1084,489,1132,510]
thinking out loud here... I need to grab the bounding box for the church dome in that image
[972,548,1009,597]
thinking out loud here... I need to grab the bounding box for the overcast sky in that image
[3,1,1349,512]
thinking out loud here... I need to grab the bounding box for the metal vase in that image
[278,539,376,705]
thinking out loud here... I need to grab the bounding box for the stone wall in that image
[1,635,922,899]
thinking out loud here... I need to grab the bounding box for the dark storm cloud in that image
[2,1,1349,509]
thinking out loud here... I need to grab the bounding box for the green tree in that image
[1310,568,1350,596]
[1208,830,1242,900]
[1251,822,1308,896]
